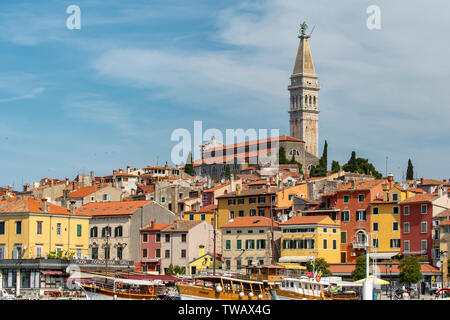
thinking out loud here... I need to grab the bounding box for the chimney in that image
[199,245,205,257]
[420,177,424,184]
[23,184,30,192]
[150,220,155,229]
[100,178,104,188]
[230,176,235,192]
[41,198,48,213]
[90,171,94,182]
[119,168,123,173]
[438,186,443,197]
[69,200,76,214]
[65,177,69,186]
[388,173,394,189]
[127,165,131,174]
[444,179,447,183]
[236,183,241,195]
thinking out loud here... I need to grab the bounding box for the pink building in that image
[139,221,170,273]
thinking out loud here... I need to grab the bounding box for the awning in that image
[368,252,399,259]
[41,271,63,275]
[276,263,306,270]
[279,256,313,263]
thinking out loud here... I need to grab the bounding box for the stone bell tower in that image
[288,22,320,157]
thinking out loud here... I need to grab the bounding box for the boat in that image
[176,275,274,300]
[274,276,362,300]
[79,274,161,300]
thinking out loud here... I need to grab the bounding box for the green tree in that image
[279,146,289,165]
[184,152,195,176]
[47,250,75,260]
[406,159,414,180]
[165,264,175,275]
[351,254,373,281]
[398,256,422,285]
[342,151,382,179]
[225,164,231,180]
[343,151,357,173]
[331,160,340,173]
[319,140,328,169]
[305,258,332,276]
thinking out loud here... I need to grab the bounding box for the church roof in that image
[293,35,316,75]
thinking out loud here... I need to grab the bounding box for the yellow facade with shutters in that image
[0,213,90,259]
[280,218,341,264]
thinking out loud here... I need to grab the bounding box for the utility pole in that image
[213,209,216,276]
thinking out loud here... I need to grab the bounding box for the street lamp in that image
[439,250,447,296]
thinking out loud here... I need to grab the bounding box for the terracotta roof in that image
[407,187,426,194]
[76,200,151,216]
[400,193,439,204]
[185,204,217,214]
[221,216,279,228]
[70,185,102,198]
[0,196,74,215]
[203,182,230,193]
[419,179,445,186]
[337,179,386,192]
[161,220,203,232]
[440,220,450,226]
[141,223,170,231]
[247,180,271,186]
[241,166,257,171]
[103,173,138,178]
[436,209,450,218]
[216,188,278,198]
[281,215,339,226]
[178,196,201,203]
[137,184,155,194]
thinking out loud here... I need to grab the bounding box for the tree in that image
[342,151,382,179]
[47,250,75,260]
[309,140,329,178]
[319,140,328,170]
[225,164,231,180]
[305,258,332,276]
[406,159,414,180]
[184,152,195,176]
[398,256,422,285]
[331,160,340,173]
[173,266,186,275]
[351,254,373,281]
[279,146,289,165]
[165,264,175,275]
[343,151,357,173]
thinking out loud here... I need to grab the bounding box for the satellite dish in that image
[436,261,442,268]
[277,212,281,218]
[289,211,294,217]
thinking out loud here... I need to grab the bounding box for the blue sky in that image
[0,0,449,188]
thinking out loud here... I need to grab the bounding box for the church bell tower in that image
[288,22,320,157]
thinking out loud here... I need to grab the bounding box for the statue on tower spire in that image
[300,21,308,36]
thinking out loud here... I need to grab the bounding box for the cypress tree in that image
[406,159,414,180]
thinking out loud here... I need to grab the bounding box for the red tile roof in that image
[203,182,230,193]
[76,200,151,216]
[400,193,439,204]
[281,215,339,226]
[70,185,101,198]
[141,223,171,231]
[137,184,155,194]
[161,220,203,232]
[185,204,217,214]
[221,216,279,228]
[337,179,386,192]
[419,179,445,186]
[0,196,75,215]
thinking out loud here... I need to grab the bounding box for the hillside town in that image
[0,22,448,301]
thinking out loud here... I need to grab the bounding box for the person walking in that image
[402,289,410,300]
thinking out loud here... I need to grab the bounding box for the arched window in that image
[357,231,366,244]
[309,96,312,105]
[313,96,316,106]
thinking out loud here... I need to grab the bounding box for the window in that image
[156,233,161,242]
[155,249,160,258]
[373,238,379,248]
[373,222,379,232]
[237,230,242,234]
[404,240,410,252]
[143,233,148,242]
[248,230,253,234]
[36,245,43,258]
[249,197,256,204]
[238,198,244,205]
[341,211,350,222]
[421,222,427,233]
[0,245,5,259]
[323,228,327,233]
[161,197,166,203]
[228,199,236,206]
[341,231,347,244]
[323,239,327,249]
[91,247,98,259]
[358,194,365,202]
[165,250,170,258]
[189,214,194,221]
[0,222,4,235]
[102,226,111,238]
[271,195,276,203]
[372,207,379,215]
[77,224,82,237]
[90,227,98,238]
[104,247,110,260]
[392,193,398,201]
[258,196,265,204]
[250,209,256,216]
[403,206,410,215]
[258,209,265,216]
[237,240,242,250]
[332,240,337,250]
[36,221,43,235]
[256,239,266,249]
[393,206,399,214]
[56,223,62,236]
[356,210,366,221]
[343,195,349,203]
[421,204,427,214]
[225,240,231,250]
[13,245,22,259]
[259,229,265,234]
[165,234,170,242]
[421,240,427,252]
[181,234,187,242]
[392,222,399,231]
[201,214,205,221]
[16,221,22,235]
[245,240,255,250]
[238,210,244,217]
[390,239,401,248]
[76,247,82,259]
[404,222,410,233]
[229,211,235,219]
[181,249,186,258]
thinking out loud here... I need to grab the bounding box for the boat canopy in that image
[279,256,313,263]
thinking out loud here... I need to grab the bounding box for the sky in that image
[0,0,449,188]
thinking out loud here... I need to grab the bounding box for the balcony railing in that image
[351,242,366,250]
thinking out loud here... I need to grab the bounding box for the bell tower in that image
[288,22,320,157]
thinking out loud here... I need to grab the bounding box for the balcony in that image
[351,241,366,250]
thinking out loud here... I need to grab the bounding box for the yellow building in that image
[216,188,277,228]
[0,196,90,259]
[183,204,216,227]
[279,216,341,264]
[369,183,414,258]
[187,245,222,275]
[276,184,308,208]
